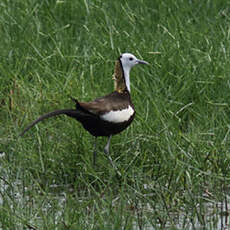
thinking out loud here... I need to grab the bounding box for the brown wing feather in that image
[78,91,131,116]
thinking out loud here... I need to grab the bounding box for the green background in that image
[0,0,230,229]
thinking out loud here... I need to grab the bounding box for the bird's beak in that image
[137,59,149,65]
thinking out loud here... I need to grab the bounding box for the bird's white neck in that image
[123,66,131,92]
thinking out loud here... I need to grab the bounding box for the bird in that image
[20,53,149,166]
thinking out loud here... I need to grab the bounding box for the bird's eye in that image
[129,57,133,61]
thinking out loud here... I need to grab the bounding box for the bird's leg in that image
[104,135,115,168]
[104,135,112,155]
[93,137,97,166]
[104,136,121,176]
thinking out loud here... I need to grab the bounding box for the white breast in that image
[101,105,134,123]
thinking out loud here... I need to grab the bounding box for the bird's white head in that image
[119,53,148,69]
[119,53,149,92]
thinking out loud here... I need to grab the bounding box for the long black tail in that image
[20,109,78,136]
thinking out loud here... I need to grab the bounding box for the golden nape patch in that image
[112,60,126,93]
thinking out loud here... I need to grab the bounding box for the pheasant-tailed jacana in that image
[20,53,149,165]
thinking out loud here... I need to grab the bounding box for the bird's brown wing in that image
[77,91,131,116]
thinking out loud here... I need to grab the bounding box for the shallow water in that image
[0,151,229,230]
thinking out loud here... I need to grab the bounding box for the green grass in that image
[1,0,230,229]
